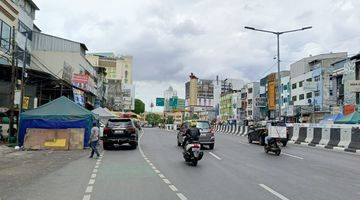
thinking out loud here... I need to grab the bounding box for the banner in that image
[268,81,276,110]
[73,89,85,107]
[348,80,360,92]
[23,96,30,110]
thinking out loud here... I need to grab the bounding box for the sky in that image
[33,0,360,111]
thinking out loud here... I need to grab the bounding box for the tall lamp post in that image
[244,26,312,120]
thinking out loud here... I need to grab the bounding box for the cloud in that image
[33,0,360,110]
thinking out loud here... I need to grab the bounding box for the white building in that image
[244,82,260,120]
[122,84,135,111]
[164,86,177,112]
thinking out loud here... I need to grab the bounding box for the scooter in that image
[264,138,281,156]
[183,141,203,166]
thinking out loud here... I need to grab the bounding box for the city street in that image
[3,128,359,200]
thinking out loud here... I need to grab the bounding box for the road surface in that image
[5,128,360,200]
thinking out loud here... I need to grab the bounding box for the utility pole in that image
[9,26,16,137]
[244,26,312,121]
[19,32,28,114]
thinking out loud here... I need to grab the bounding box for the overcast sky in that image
[33,0,360,111]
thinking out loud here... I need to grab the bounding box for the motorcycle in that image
[264,137,281,156]
[183,141,203,166]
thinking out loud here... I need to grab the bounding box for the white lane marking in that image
[209,152,222,160]
[259,184,289,200]
[239,141,250,145]
[88,179,95,185]
[82,194,91,200]
[85,186,93,193]
[139,129,187,200]
[282,153,304,160]
[91,174,97,178]
[163,178,171,184]
[169,185,178,192]
[176,193,188,200]
[93,169,98,173]
[94,165,99,169]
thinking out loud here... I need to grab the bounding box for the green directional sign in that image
[169,97,178,108]
[156,98,165,106]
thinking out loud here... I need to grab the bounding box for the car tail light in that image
[193,144,200,148]
[127,127,136,134]
[103,127,111,135]
[210,128,215,136]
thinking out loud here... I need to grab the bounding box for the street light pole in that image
[244,26,312,120]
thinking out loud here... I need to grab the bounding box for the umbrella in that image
[335,112,360,124]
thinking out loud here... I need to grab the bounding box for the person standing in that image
[89,122,100,158]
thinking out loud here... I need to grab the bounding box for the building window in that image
[283,84,287,91]
[248,110,252,116]
[248,88,253,93]
[329,89,333,96]
[18,21,32,40]
[306,92,312,98]
[315,90,320,97]
[292,96,297,102]
[306,78,312,82]
[248,99,252,105]
[0,20,11,52]
[292,83,297,89]
[314,75,320,82]
[299,81,303,87]
[283,97,287,103]
[299,94,305,100]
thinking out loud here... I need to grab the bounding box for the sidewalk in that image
[0,145,88,198]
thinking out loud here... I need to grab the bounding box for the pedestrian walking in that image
[89,122,100,158]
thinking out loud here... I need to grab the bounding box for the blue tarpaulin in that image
[19,96,94,147]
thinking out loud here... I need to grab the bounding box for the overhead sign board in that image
[348,80,360,92]
[156,98,165,107]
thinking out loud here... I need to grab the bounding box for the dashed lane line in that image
[139,130,189,200]
[82,152,104,200]
[209,152,222,160]
[282,153,304,160]
[259,184,289,200]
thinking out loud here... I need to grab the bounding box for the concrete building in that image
[289,52,347,122]
[244,82,260,120]
[31,32,97,108]
[86,53,135,111]
[280,73,291,116]
[164,86,177,112]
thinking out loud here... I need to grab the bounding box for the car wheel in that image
[276,150,281,156]
[103,142,111,150]
[177,138,181,146]
[282,141,287,147]
[208,144,214,150]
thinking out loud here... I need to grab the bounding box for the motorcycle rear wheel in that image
[192,160,198,166]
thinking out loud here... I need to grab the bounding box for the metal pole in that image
[276,33,281,120]
[9,26,16,137]
[19,32,28,114]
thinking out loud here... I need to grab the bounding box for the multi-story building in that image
[280,73,291,117]
[244,82,260,120]
[86,53,134,111]
[220,92,233,120]
[289,52,347,122]
[164,86,177,112]
[31,32,97,109]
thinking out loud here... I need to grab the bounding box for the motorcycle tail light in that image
[103,128,110,135]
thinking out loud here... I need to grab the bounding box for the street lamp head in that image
[244,26,255,30]
[302,26,312,30]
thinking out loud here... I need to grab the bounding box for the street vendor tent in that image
[335,112,360,124]
[91,107,116,124]
[319,113,344,124]
[18,96,94,147]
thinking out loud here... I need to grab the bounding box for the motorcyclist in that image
[182,120,201,148]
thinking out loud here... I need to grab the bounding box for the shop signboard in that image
[255,97,267,107]
[348,80,360,92]
[268,81,276,110]
[73,89,85,107]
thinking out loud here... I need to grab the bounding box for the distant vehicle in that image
[177,120,215,149]
[102,118,139,150]
[264,137,281,156]
[247,120,289,146]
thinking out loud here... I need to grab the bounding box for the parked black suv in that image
[102,118,139,150]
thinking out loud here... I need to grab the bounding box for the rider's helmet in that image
[190,120,197,128]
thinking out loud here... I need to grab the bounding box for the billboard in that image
[267,81,276,110]
[255,97,267,107]
[156,98,165,106]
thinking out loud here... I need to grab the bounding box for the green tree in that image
[166,116,174,124]
[145,113,162,126]
[134,99,145,114]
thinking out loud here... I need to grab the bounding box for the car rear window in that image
[108,119,132,127]
[196,121,210,129]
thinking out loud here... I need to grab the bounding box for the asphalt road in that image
[6,128,360,200]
